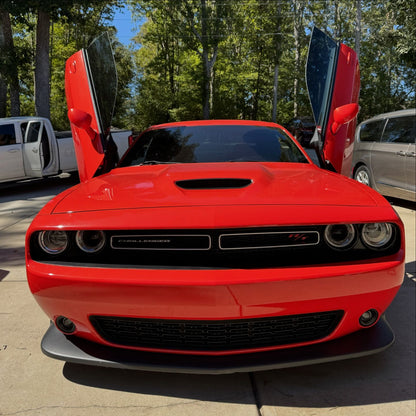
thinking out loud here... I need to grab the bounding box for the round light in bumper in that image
[76,230,105,253]
[361,223,393,249]
[324,224,356,249]
[55,316,76,334]
[38,230,68,255]
[359,309,379,327]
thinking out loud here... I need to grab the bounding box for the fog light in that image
[359,309,378,327]
[55,316,76,334]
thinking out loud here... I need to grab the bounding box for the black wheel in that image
[354,165,373,188]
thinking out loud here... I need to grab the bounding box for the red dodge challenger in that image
[26,28,405,373]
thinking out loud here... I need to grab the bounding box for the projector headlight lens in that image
[76,230,106,253]
[324,224,356,249]
[361,223,393,249]
[38,230,68,255]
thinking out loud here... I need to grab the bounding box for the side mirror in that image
[68,108,97,141]
[330,103,359,134]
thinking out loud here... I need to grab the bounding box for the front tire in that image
[354,165,372,188]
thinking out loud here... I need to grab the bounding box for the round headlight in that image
[38,230,68,255]
[76,230,105,253]
[361,223,393,249]
[324,224,356,249]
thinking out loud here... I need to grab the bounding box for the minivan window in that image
[359,120,385,142]
[0,124,17,146]
[382,116,415,144]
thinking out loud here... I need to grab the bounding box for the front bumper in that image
[42,316,394,374]
[27,257,404,351]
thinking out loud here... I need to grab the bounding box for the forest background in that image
[0,0,415,132]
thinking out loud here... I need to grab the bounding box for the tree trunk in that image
[293,0,300,118]
[35,10,50,118]
[0,14,7,117]
[201,47,217,120]
[252,45,263,120]
[272,64,279,122]
[181,0,222,120]
[0,75,6,117]
[334,1,340,39]
[0,9,20,116]
[272,3,282,123]
[202,50,210,120]
[355,0,361,57]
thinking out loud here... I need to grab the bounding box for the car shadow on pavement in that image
[0,269,9,281]
[405,261,415,283]
[0,246,26,268]
[0,173,79,201]
[388,197,416,211]
[63,274,415,408]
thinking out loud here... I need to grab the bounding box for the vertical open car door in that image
[306,27,360,176]
[65,33,119,182]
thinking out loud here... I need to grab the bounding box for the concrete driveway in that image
[0,174,414,416]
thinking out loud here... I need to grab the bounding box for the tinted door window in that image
[359,120,385,142]
[85,32,117,136]
[0,124,17,146]
[41,126,51,167]
[306,27,338,131]
[24,122,41,143]
[382,116,415,144]
[20,122,28,138]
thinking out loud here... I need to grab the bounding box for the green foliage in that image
[128,0,415,129]
[2,0,415,130]
[358,1,416,121]
[1,0,132,128]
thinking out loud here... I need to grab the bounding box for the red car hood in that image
[52,163,381,214]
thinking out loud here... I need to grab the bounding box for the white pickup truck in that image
[0,117,130,183]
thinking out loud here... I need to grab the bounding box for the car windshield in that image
[119,124,308,167]
[298,117,315,127]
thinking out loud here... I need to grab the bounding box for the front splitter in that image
[41,317,394,374]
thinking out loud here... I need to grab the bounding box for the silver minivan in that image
[352,109,416,202]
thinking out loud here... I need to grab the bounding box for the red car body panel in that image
[322,44,360,176]
[65,50,105,182]
[50,163,381,214]
[26,258,403,356]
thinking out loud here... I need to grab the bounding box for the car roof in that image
[0,116,50,123]
[360,109,416,125]
[145,119,284,131]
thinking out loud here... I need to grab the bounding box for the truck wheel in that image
[354,165,372,188]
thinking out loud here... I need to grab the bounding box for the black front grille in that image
[30,224,401,268]
[111,234,211,250]
[219,231,320,249]
[90,311,343,352]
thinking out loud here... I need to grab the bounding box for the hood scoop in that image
[175,178,252,190]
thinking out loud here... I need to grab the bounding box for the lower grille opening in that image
[90,311,343,352]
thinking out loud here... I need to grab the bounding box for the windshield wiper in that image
[225,159,262,162]
[139,160,178,165]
